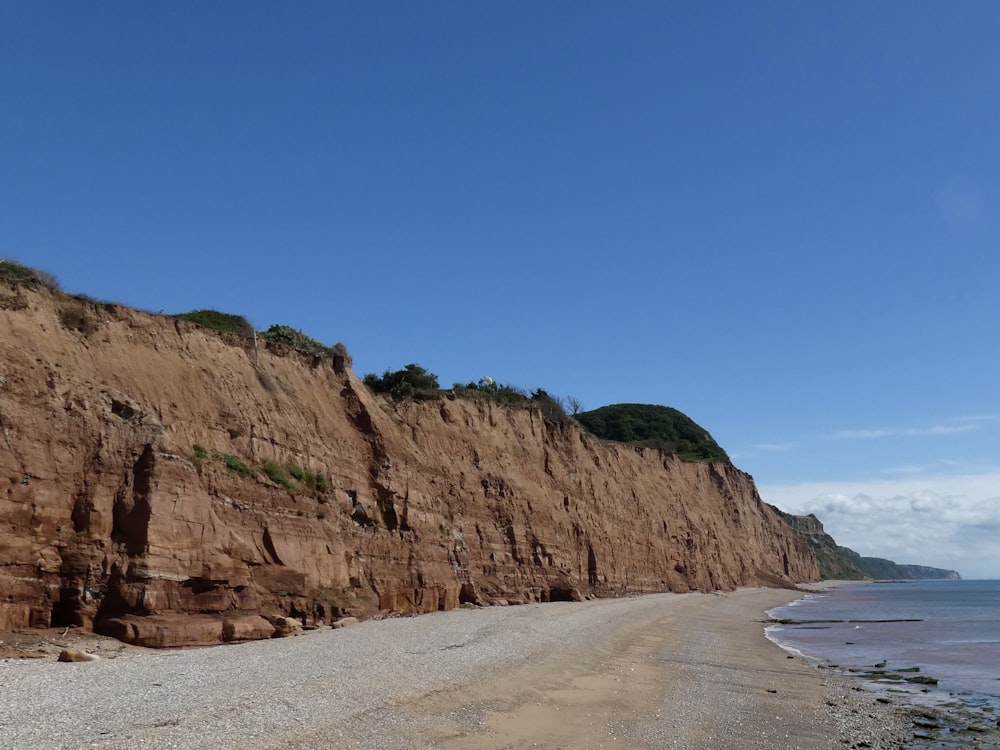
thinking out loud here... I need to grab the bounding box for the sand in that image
[0,588,911,749]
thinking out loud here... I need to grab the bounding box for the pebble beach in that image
[1,589,912,750]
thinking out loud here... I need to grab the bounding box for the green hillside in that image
[771,507,961,580]
[574,403,728,462]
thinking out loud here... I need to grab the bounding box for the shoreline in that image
[1,588,913,749]
[768,580,1000,749]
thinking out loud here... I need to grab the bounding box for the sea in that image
[766,580,1000,748]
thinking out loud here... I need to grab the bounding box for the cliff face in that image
[0,285,818,646]
[772,508,960,581]
[768,509,868,580]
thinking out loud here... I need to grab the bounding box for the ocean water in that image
[766,580,1000,746]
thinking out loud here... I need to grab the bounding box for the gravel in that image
[0,592,912,750]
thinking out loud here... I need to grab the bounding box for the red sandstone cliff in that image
[0,284,819,646]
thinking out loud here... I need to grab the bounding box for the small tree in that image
[363,364,440,400]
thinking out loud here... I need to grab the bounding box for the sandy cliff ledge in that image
[0,285,818,646]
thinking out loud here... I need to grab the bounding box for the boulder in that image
[99,615,225,648]
[222,615,275,642]
[263,614,303,638]
[57,648,99,662]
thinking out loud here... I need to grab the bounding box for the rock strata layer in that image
[0,285,818,645]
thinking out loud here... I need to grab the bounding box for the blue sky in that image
[3,2,998,577]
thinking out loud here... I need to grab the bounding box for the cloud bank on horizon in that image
[738,412,1000,580]
[760,472,1000,581]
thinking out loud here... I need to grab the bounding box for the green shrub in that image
[453,379,530,405]
[363,364,440,400]
[262,460,292,489]
[0,259,59,290]
[315,472,329,494]
[259,324,325,352]
[286,462,317,490]
[451,379,568,422]
[216,452,252,478]
[189,444,208,475]
[176,309,253,337]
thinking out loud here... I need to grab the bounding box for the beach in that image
[0,589,911,750]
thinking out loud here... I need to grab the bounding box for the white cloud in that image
[753,442,794,452]
[760,472,1000,580]
[833,422,982,439]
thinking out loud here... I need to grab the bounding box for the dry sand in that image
[392,588,909,750]
[0,588,911,750]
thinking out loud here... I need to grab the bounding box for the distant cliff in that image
[771,508,960,581]
[0,277,819,646]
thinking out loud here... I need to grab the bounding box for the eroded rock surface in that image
[0,285,818,645]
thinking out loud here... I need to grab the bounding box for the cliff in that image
[771,508,960,581]
[0,282,819,647]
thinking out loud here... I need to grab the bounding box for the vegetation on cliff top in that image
[174,308,348,362]
[0,259,60,290]
[363,364,441,400]
[573,403,728,462]
[363,365,571,422]
[258,324,325,353]
[176,309,255,336]
[452,379,569,423]
[5,259,723,462]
